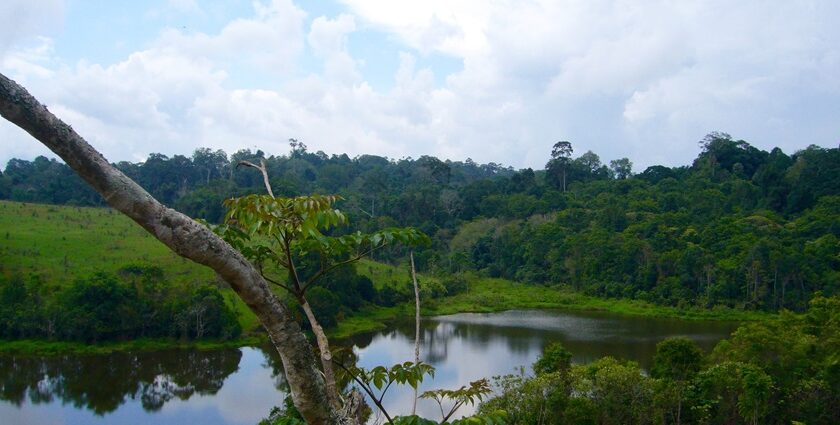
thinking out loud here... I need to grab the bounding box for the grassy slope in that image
[0,200,261,334]
[0,200,770,350]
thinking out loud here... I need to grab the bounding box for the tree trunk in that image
[242,159,342,411]
[410,251,421,415]
[0,72,346,424]
[300,297,341,410]
[562,168,566,192]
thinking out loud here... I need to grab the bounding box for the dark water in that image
[0,310,738,424]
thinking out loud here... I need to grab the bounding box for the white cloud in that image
[155,0,306,74]
[339,0,840,167]
[2,0,840,170]
[307,14,360,83]
[0,0,64,56]
[337,0,487,57]
[1,37,56,80]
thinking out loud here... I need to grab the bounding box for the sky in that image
[1,0,839,171]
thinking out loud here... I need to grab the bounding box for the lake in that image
[0,309,738,424]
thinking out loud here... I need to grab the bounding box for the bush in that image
[377,285,411,307]
[56,273,142,342]
[0,268,242,342]
[182,285,241,339]
[533,342,572,376]
[442,274,469,295]
[306,287,340,328]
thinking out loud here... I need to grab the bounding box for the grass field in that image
[1,200,771,352]
[0,200,212,282]
[0,200,260,335]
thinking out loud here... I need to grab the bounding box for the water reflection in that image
[0,310,738,424]
[0,348,241,414]
[349,310,735,371]
[345,310,737,419]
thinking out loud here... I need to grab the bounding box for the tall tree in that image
[547,140,573,191]
[609,158,633,179]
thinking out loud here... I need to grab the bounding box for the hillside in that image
[0,200,212,282]
[0,200,261,339]
[3,135,838,313]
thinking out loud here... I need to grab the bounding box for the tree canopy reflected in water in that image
[0,348,242,414]
[0,310,738,422]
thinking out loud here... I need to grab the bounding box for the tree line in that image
[0,265,241,342]
[3,133,837,312]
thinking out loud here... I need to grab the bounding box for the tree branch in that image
[334,362,395,424]
[261,273,294,293]
[0,72,342,424]
[237,159,275,198]
[301,242,386,293]
[442,400,465,422]
[282,234,304,294]
[378,379,395,405]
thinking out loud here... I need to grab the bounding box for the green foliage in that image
[572,357,655,425]
[340,361,434,424]
[480,296,840,425]
[441,273,470,296]
[5,138,839,315]
[304,287,340,328]
[691,361,772,424]
[211,192,429,336]
[478,371,576,425]
[0,268,240,343]
[341,360,500,424]
[421,379,493,422]
[392,411,507,425]
[651,337,704,381]
[215,193,428,286]
[532,342,572,376]
[258,395,305,425]
[347,361,435,392]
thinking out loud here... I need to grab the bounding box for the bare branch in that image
[411,250,421,415]
[237,159,275,198]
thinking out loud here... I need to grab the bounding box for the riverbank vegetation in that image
[0,182,809,353]
[479,293,840,424]
[0,265,242,343]
[332,261,770,339]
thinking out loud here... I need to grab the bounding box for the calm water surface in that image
[0,310,738,424]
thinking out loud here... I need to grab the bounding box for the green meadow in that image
[0,200,261,339]
[1,200,768,352]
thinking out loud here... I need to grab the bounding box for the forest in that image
[2,132,838,315]
[2,127,840,424]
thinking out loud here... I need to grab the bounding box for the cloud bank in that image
[1,0,838,170]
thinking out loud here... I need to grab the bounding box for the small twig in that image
[261,274,293,292]
[301,242,387,292]
[334,361,396,424]
[442,400,465,422]
[378,379,395,405]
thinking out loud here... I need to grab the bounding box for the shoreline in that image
[0,335,268,356]
[0,278,773,355]
[332,277,772,339]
